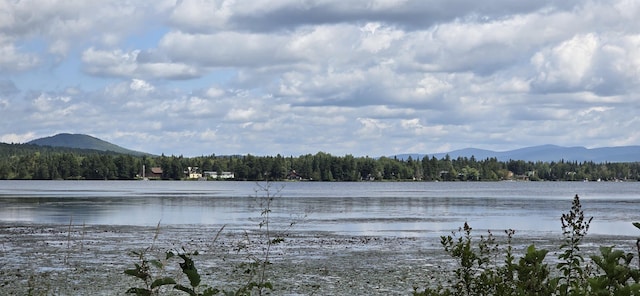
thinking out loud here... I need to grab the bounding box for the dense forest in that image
[1,143,639,181]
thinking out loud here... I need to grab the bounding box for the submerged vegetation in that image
[1,143,640,181]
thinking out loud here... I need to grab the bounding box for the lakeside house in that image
[139,166,163,179]
[204,171,235,179]
[149,167,163,179]
[185,167,202,179]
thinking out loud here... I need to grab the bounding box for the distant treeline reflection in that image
[1,143,638,181]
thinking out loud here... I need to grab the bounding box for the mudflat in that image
[1,223,637,295]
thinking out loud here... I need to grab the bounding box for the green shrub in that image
[414,195,640,296]
[588,246,640,295]
[556,194,593,296]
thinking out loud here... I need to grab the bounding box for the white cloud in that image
[0,0,171,57]
[413,75,452,98]
[1,0,640,156]
[1,132,36,144]
[160,31,294,68]
[129,79,154,93]
[532,33,599,91]
[531,32,640,95]
[225,107,257,122]
[0,36,39,72]
[358,23,404,53]
[168,0,234,33]
[400,119,446,136]
[205,87,225,98]
[32,93,72,112]
[82,48,139,77]
[356,117,390,139]
[82,48,201,79]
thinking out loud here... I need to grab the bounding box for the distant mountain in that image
[393,145,640,163]
[27,133,149,156]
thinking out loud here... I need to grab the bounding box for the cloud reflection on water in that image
[0,180,638,237]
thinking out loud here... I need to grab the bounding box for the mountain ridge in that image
[21,133,640,162]
[27,133,149,156]
[393,145,640,163]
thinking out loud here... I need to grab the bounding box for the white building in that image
[185,167,202,179]
[204,171,235,179]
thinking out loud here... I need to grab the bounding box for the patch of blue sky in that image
[122,26,169,51]
[16,36,47,53]
[53,52,120,91]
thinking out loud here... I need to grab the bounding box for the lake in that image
[1,180,639,237]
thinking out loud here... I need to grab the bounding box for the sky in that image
[1,0,639,157]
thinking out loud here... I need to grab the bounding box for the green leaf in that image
[150,259,163,269]
[151,277,177,289]
[202,287,221,296]
[633,222,640,230]
[174,284,197,296]
[124,268,148,280]
[126,287,152,295]
[178,255,201,288]
[263,281,273,290]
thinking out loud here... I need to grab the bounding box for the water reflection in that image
[0,180,638,237]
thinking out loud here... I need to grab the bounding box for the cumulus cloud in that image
[0,1,170,57]
[0,37,39,72]
[82,48,138,77]
[129,79,154,93]
[167,0,576,33]
[531,34,600,92]
[0,132,36,144]
[0,0,639,156]
[159,31,296,68]
[81,48,201,79]
[531,32,640,96]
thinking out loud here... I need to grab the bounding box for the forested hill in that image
[27,133,149,156]
[0,142,131,157]
[0,143,639,181]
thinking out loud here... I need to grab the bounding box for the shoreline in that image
[1,222,638,295]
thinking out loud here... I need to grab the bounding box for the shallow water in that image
[0,180,639,237]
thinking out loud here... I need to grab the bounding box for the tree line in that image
[1,143,639,181]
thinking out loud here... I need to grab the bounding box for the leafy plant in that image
[228,181,290,295]
[124,250,176,295]
[170,250,219,296]
[124,181,293,295]
[588,246,640,295]
[556,194,593,296]
[635,222,640,269]
[124,222,177,296]
[514,244,556,295]
[440,222,478,295]
[414,195,640,296]
[415,222,509,296]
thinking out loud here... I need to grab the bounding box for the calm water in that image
[0,180,639,237]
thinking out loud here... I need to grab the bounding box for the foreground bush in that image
[414,194,640,296]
